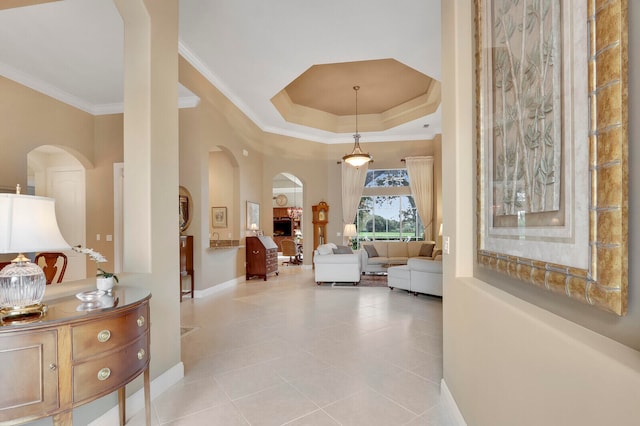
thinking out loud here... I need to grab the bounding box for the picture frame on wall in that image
[211,207,227,228]
[475,0,628,315]
[246,201,260,231]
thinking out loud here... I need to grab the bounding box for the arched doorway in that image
[271,173,303,254]
[27,145,88,281]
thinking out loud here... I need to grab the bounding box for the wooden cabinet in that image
[246,236,279,281]
[179,235,194,301]
[0,286,151,426]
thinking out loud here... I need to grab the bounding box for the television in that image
[273,218,292,236]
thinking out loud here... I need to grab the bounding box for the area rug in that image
[329,274,388,288]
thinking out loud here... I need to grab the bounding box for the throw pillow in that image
[419,242,435,257]
[316,243,336,255]
[363,244,379,258]
[332,245,353,254]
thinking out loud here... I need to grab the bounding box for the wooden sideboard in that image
[245,236,279,281]
[0,286,151,426]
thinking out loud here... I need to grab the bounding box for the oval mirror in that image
[179,186,193,233]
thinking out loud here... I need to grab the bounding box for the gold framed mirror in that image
[179,186,193,233]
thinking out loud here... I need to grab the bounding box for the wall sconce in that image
[0,193,70,322]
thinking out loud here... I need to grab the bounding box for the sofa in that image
[359,240,438,274]
[388,256,443,296]
[313,243,361,285]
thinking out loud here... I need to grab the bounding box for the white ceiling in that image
[0,0,441,144]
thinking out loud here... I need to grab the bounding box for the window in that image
[355,169,424,245]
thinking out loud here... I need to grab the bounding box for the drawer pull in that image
[97,330,111,343]
[137,348,146,360]
[49,363,57,371]
[252,250,260,255]
[97,368,111,381]
[137,316,145,327]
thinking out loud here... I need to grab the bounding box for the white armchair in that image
[313,244,361,285]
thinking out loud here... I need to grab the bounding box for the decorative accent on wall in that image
[475,0,628,315]
[211,207,227,228]
[246,201,260,232]
[179,186,193,233]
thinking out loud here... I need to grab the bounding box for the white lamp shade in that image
[343,223,357,238]
[0,194,70,254]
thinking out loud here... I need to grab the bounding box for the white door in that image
[47,168,86,281]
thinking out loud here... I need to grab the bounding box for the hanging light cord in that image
[353,85,360,141]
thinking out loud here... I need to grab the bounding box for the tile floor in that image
[128,267,451,426]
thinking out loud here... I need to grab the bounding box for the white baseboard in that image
[89,362,184,425]
[194,276,241,298]
[441,379,467,426]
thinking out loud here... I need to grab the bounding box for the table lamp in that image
[343,223,357,247]
[0,193,70,321]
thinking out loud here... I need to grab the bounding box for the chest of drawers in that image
[246,236,279,281]
[0,286,151,426]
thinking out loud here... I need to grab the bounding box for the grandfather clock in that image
[312,202,329,254]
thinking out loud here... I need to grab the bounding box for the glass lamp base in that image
[0,259,47,319]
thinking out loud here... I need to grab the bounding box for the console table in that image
[0,285,151,425]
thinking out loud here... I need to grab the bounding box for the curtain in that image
[341,162,369,227]
[406,156,434,240]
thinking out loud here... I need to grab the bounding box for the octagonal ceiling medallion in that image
[271,58,440,134]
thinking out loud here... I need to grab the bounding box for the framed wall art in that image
[246,201,260,231]
[211,207,227,228]
[475,0,628,315]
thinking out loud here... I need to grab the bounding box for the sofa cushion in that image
[407,257,442,273]
[363,244,379,258]
[367,257,390,265]
[419,242,435,257]
[387,243,409,258]
[333,245,353,254]
[372,242,388,257]
[317,243,337,255]
[314,252,360,265]
[407,241,424,258]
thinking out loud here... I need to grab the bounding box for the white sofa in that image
[388,256,442,296]
[360,240,438,274]
[313,243,361,285]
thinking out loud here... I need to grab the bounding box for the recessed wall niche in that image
[208,147,239,241]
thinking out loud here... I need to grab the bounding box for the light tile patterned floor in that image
[128,268,451,426]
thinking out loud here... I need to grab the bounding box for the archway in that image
[271,173,303,256]
[27,145,89,281]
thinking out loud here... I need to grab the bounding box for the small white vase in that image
[96,276,115,292]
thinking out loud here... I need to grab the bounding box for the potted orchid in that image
[72,246,118,291]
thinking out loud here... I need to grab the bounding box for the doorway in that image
[271,173,303,257]
[28,146,87,281]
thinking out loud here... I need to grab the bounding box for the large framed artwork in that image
[246,201,260,231]
[475,0,628,315]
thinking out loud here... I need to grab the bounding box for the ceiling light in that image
[342,86,372,167]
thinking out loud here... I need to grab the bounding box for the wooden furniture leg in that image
[144,368,151,426]
[118,387,126,425]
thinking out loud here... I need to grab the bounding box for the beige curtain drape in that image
[341,162,369,227]
[405,156,434,240]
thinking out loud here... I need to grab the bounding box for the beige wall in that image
[442,1,640,425]
[0,76,95,189]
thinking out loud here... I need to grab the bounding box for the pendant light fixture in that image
[342,85,372,167]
